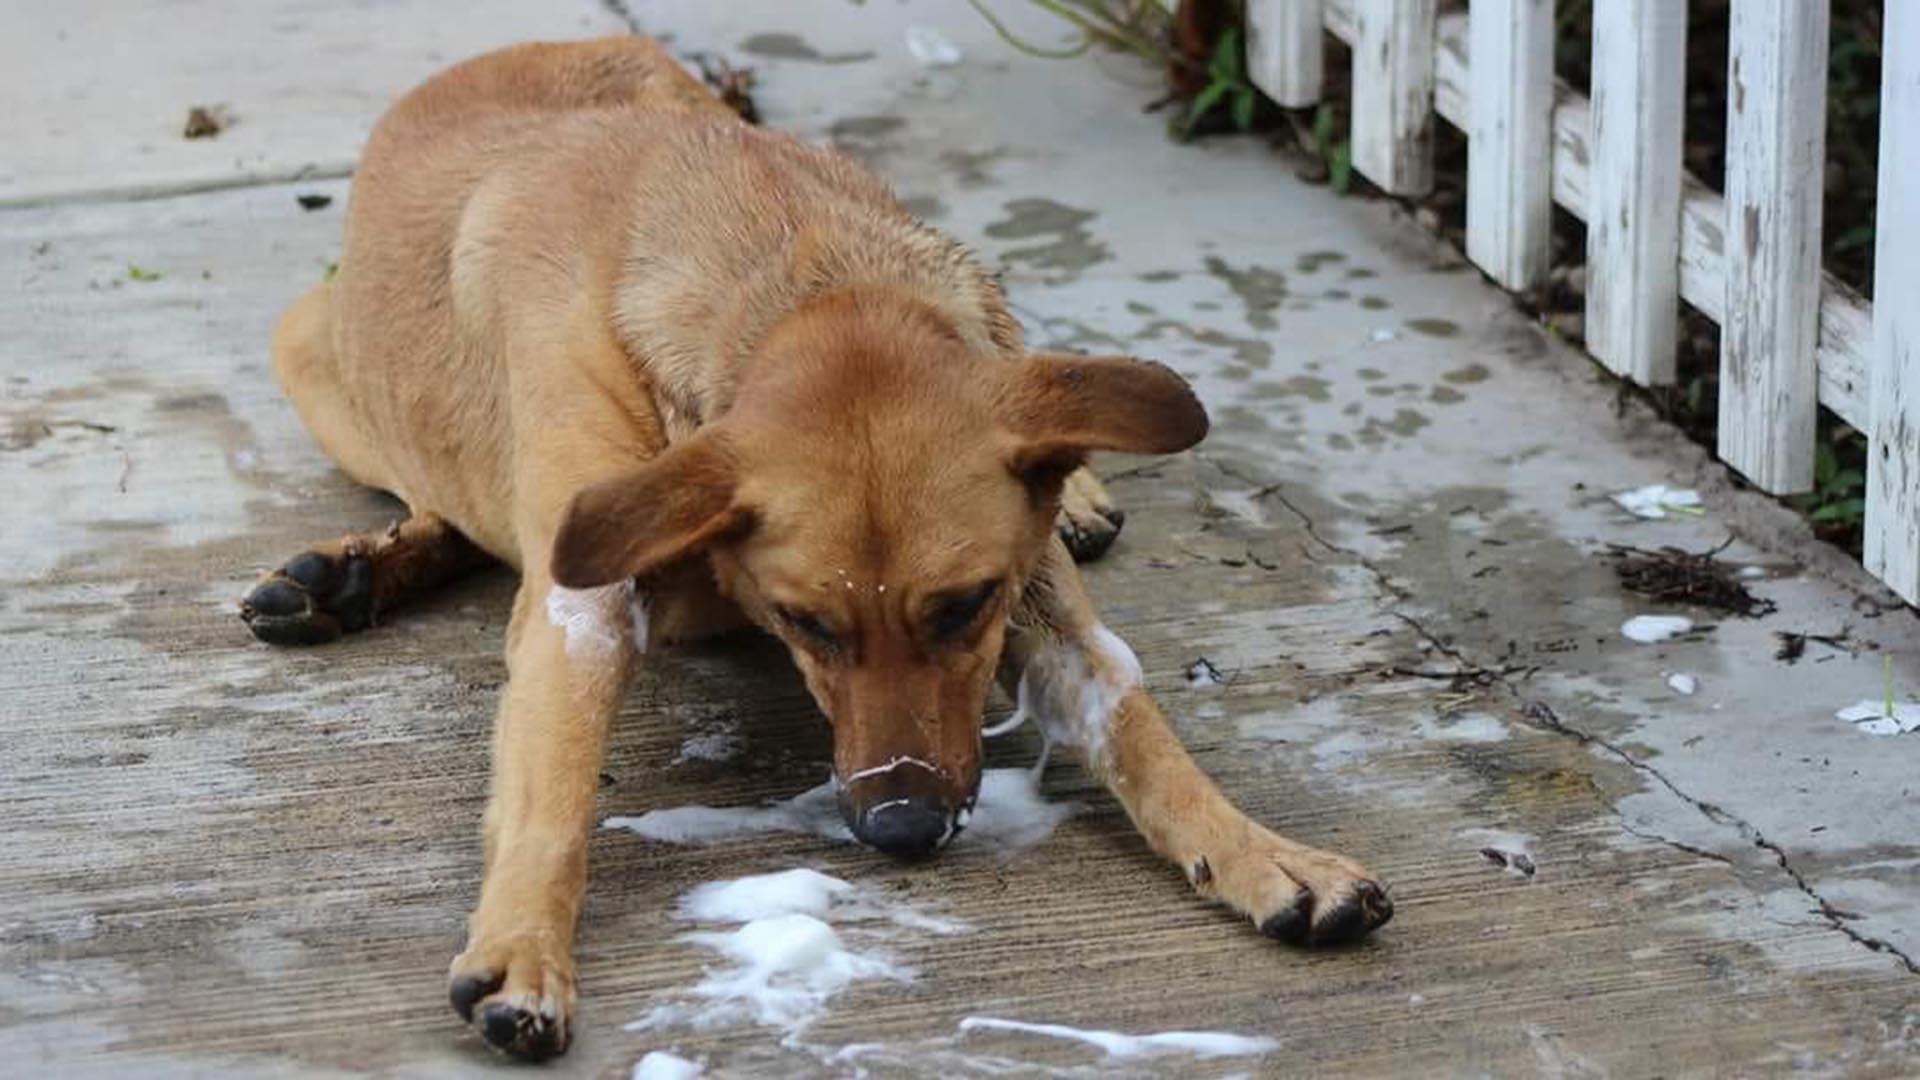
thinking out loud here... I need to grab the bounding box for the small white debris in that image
[1666,672,1698,695]
[1611,484,1703,520]
[1368,328,1399,343]
[905,25,964,67]
[1621,615,1693,644]
[1185,658,1226,689]
[1836,699,1920,737]
[632,1050,704,1080]
[1407,993,1427,1008]
[957,1016,1279,1059]
[1735,565,1767,580]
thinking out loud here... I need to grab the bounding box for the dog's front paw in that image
[1200,837,1393,947]
[239,547,373,646]
[448,930,576,1061]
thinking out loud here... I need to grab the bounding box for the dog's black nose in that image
[852,797,955,859]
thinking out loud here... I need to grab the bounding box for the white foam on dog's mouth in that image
[957,1015,1280,1059]
[628,868,965,1040]
[603,768,1075,855]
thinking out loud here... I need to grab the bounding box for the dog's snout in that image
[852,797,956,859]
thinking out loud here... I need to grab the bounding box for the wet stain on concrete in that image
[1295,250,1346,273]
[1357,408,1432,445]
[1202,255,1287,331]
[898,194,946,221]
[1248,375,1332,403]
[937,148,1009,188]
[1359,295,1392,311]
[984,198,1111,273]
[1345,266,1379,280]
[1406,317,1462,338]
[1429,385,1467,405]
[740,32,875,64]
[1133,318,1272,370]
[1444,362,1492,384]
[1137,269,1179,283]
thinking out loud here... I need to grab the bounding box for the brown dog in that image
[239,37,1392,1060]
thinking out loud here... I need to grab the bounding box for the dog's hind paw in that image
[1057,467,1125,563]
[239,548,373,646]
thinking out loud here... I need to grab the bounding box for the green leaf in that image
[1829,468,1865,492]
[1814,441,1839,486]
[1330,141,1353,194]
[126,263,162,282]
[1183,81,1230,132]
[1210,27,1241,83]
[1809,497,1865,524]
[1231,88,1256,131]
[322,261,339,282]
[1312,103,1335,153]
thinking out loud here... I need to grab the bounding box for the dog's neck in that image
[611,209,1023,441]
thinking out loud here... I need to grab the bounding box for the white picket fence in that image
[1241,0,1918,604]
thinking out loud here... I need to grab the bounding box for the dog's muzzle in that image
[837,758,972,859]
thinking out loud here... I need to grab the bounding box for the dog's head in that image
[550,296,1206,857]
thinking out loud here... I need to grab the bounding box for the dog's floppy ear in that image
[550,432,749,588]
[996,352,1210,486]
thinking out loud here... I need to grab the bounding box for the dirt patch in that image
[182,105,228,139]
[1606,543,1778,617]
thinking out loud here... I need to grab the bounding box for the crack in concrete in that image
[599,0,643,34]
[1199,454,1920,977]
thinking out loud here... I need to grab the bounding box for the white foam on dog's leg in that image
[546,581,639,657]
[1013,622,1142,768]
[957,1016,1280,1059]
[631,1050,704,1079]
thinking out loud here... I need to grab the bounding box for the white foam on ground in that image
[957,1016,1280,1059]
[605,779,850,845]
[670,718,744,766]
[631,1050,704,1079]
[603,769,1076,855]
[1667,672,1698,695]
[1611,484,1703,519]
[1621,615,1693,643]
[1835,699,1920,736]
[629,869,964,1041]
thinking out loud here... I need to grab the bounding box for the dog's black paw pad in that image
[448,972,501,1023]
[238,550,374,647]
[1258,888,1314,945]
[478,999,567,1061]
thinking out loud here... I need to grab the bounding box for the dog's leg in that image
[1056,465,1126,562]
[448,569,639,1060]
[239,513,491,646]
[1004,538,1393,945]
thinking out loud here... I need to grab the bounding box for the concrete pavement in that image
[3,1,1915,1076]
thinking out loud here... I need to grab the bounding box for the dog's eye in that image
[775,607,839,649]
[928,581,1000,642]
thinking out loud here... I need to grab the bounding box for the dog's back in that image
[328,36,1019,541]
